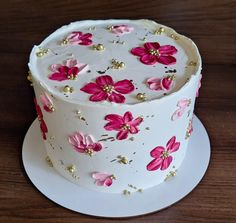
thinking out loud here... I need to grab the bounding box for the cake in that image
[28,19,202,193]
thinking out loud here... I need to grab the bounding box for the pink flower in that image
[147,74,175,91]
[110,25,134,35]
[171,98,191,121]
[40,92,55,112]
[147,136,180,171]
[92,172,116,187]
[131,42,177,65]
[80,75,134,103]
[66,31,92,45]
[48,59,88,81]
[68,132,102,156]
[196,74,202,97]
[104,111,143,140]
[34,98,48,140]
[186,118,193,139]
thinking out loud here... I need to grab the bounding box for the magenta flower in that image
[110,25,134,35]
[147,136,180,171]
[68,132,102,156]
[40,92,55,112]
[104,111,143,140]
[147,74,175,91]
[66,31,92,45]
[34,98,48,140]
[131,42,177,65]
[80,75,134,103]
[92,172,116,187]
[171,98,191,121]
[48,59,88,81]
[196,74,202,97]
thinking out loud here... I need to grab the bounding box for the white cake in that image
[28,19,202,193]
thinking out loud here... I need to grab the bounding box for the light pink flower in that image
[147,136,180,171]
[66,31,92,45]
[171,98,191,121]
[69,132,102,156]
[40,92,55,112]
[131,42,177,65]
[147,74,175,91]
[196,74,202,97]
[104,111,143,140]
[34,98,48,140]
[92,172,115,186]
[186,118,193,139]
[80,75,134,103]
[48,59,88,81]
[110,25,134,35]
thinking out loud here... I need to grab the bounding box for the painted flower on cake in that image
[69,132,102,156]
[171,98,191,121]
[92,172,116,186]
[196,74,202,97]
[147,136,180,171]
[131,42,177,65]
[66,31,92,45]
[110,25,134,35]
[40,92,55,112]
[104,111,143,140]
[48,59,88,81]
[80,75,134,103]
[185,118,193,139]
[147,74,175,91]
[34,98,48,140]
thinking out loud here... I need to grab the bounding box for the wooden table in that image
[0,1,235,222]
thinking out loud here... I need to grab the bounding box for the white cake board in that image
[22,115,210,218]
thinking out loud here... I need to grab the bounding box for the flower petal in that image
[129,125,139,134]
[108,92,125,103]
[123,111,133,122]
[171,108,185,121]
[144,42,160,50]
[105,114,124,123]
[91,143,103,152]
[80,83,102,94]
[80,33,92,40]
[159,45,177,55]
[150,146,165,158]
[104,177,113,186]
[92,172,110,180]
[160,156,173,170]
[96,75,114,86]
[146,158,163,171]
[90,91,108,102]
[166,136,176,149]
[114,79,134,94]
[65,59,77,68]
[147,77,162,90]
[68,67,79,75]
[117,130,129,140]
[131,117,143,126]
[140,54,157,65]
[48,72,67,81]
[104,121,123,131]
[50,64,61,72]
[157,55,176,65]
[80,39,92,45]
[131,47,147,56]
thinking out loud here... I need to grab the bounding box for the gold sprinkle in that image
[61,38,68,45]
[67,165,76,173]
[154,27,165,35]
[164,170,177,181]
[136,93,146,101]
[50,136,55,140]
[45,156,53,167]
[123,189,131,195]
[111,59,125,69]
[142,37,147,41]
[110,174,116,180]
[189,61,197,66]
[117,155,129,164]
[138,188,143,193]
[36,48,49,57]
[93,44,105,51]
[63,85,74,93]
[107,25,114,31]
[170,34,179,40]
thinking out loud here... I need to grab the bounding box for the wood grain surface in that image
[0,0,235,222]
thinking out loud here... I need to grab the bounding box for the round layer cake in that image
[28,19,202,193]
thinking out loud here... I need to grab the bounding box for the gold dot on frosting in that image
[67,165,76,173]
[63,85,74,93]
[136,93,147,101]
[45,156,53,167]
[93,44,105,51]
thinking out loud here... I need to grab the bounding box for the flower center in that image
[149,49,160,56]
[102,85,114,93]
[122,123,130,130]
[67,74,77,80]
[161,150,170,159]
[85,148,93,156]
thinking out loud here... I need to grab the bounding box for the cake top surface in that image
[29,19,201,106]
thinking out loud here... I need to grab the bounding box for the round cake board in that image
[22,115,210,218]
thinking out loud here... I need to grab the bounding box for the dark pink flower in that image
[110,25,134,35]
[147,136,180,171]
[48,59,88,82]
[92,172,116,187]
[34,98,48,140]
[131,42,177,65]
[196,74,202,97]
[104,111,143,140]
[68,132,102,156]
[147,74,175,91]
[66,31,92,45]
[80,75,134,103]
[40,92,55,112]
